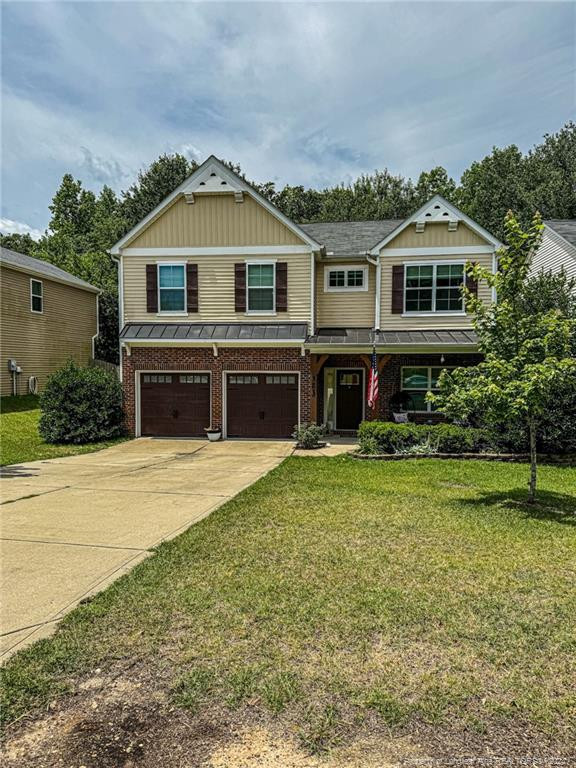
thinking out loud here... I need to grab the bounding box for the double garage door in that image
[140,372,298,439]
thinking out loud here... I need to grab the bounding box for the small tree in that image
[431,212,576,503]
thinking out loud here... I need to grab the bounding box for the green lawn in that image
[0,395,126,466]
[2,457,575,757]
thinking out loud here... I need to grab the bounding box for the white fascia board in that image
[121,245,312,256]
[383,245,494,257]
[368,194,503,254]
[122,339,306,347]
[111,155,322,255]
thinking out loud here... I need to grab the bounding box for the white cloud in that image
[0,218,43,241]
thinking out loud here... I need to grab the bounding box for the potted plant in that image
[204,426,222,442]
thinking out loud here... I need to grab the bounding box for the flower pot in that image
[205,429,221,442]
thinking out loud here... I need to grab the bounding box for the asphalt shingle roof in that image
[300,220,402,257]
[0,247,99,292]
[544,220,576,249]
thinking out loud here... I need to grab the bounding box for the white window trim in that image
[245,260,277,316]
[324,264,369,293]
[403,260,466,315]
[400,365,454,413]
[157,262,187,315]
[30,278,43,314]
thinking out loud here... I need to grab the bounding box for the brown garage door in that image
[226,373,298,438]
[140,373,210,437]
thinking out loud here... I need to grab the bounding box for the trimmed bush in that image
[357,421,493,455]
[39,361,125,444]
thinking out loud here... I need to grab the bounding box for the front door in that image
[336,369,364,430]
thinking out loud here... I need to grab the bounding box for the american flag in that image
[367,348,379,409]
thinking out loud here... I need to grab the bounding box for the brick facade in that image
[122,346,313,436]
[122,346,480,436]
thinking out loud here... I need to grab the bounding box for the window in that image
[401,366,449,412]
[179,374,209,384]
[247,263,275,313]
[404,263,465,313]
[229,375,259,384]
[143,374,173,384]
[340,373,360,386]
[265,375,296,384]
[158,264,186,313]
[325,266,368,292]
[30,279,43,313]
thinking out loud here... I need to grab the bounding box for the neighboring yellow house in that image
[0,247,99,397]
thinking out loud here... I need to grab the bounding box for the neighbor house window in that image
[158,264,186,312]
[401,366,451,412]
[30,279,43,313]
[325,266,368,292]
[247,263,275,312]
[404,263,464,313]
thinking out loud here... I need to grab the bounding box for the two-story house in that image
[111,156,501,439]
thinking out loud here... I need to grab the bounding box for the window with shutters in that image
[158,264,186,313]
[246,262,275,313]
[324,265,368,292]
[404,262,465,314]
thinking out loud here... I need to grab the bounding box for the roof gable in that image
[112,156,321,254]
[369,195,502,253]
[544,220,576,253]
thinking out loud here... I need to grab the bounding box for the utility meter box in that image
[7,359,18,372]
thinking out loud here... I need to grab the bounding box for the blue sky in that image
[1,1,574,237]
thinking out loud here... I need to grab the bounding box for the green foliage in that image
[0,232,39,254]
[357,421,493,455]
[39,361,125,444]
[432,212,576,500]
[293,422,326,449]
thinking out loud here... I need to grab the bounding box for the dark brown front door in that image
[336,369,364,430]
[226,373,298,438]
[140,373,210,437]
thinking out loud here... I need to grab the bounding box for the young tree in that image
[432,212,576,503]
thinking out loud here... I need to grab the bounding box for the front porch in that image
[309,351,481,432]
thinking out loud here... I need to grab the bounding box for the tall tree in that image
[414,167,457,206]
[432,212,576,502]
[523,122,576,219]
[0,232,39,255]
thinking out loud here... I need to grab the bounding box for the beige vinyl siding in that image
[386,222,487,249]
[531,227,576,280]
[315,261,375,328]
[0,265,98,396]
[123,253,312,324]
[380,251,493,330]
[127,194,305,249]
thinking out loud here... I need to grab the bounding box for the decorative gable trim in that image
[368,194,502,254]
[110,156,321,255]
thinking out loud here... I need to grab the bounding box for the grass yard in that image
[2,457,575,765]
[0,395,126,466]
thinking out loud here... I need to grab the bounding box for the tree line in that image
[1,121,574,363]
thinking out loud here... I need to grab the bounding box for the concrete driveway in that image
[0,438,294,660]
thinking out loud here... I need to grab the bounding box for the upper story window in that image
[325,265,368,292]
[30,279,43,313]
[404,262,465,314]
[247,262,275,313]
[158,264,186,313]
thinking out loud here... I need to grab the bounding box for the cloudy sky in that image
[2,1,574,237]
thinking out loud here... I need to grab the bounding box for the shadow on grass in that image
[460,488,576,526]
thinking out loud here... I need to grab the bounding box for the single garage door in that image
[226,373,298,438]
[140,373,210,437]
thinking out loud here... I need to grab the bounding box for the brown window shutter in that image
[391,265,404,314]
[186,263,198,313]
[276,262,288,312]
[234,263,246,313]
[146,264,158,313]
[466,262,478,298]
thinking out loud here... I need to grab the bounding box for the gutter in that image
[110,252,124,382]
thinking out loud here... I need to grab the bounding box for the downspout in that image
[91,290,101,359]
[366,253,381,331]
[310,251,316,336]
[110,252,124,382]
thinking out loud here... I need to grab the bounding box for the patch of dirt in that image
[2,662,573,768]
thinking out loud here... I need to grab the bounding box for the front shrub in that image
[293,422,326,449]
[357,421,493,455]
[39,361,125,444]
